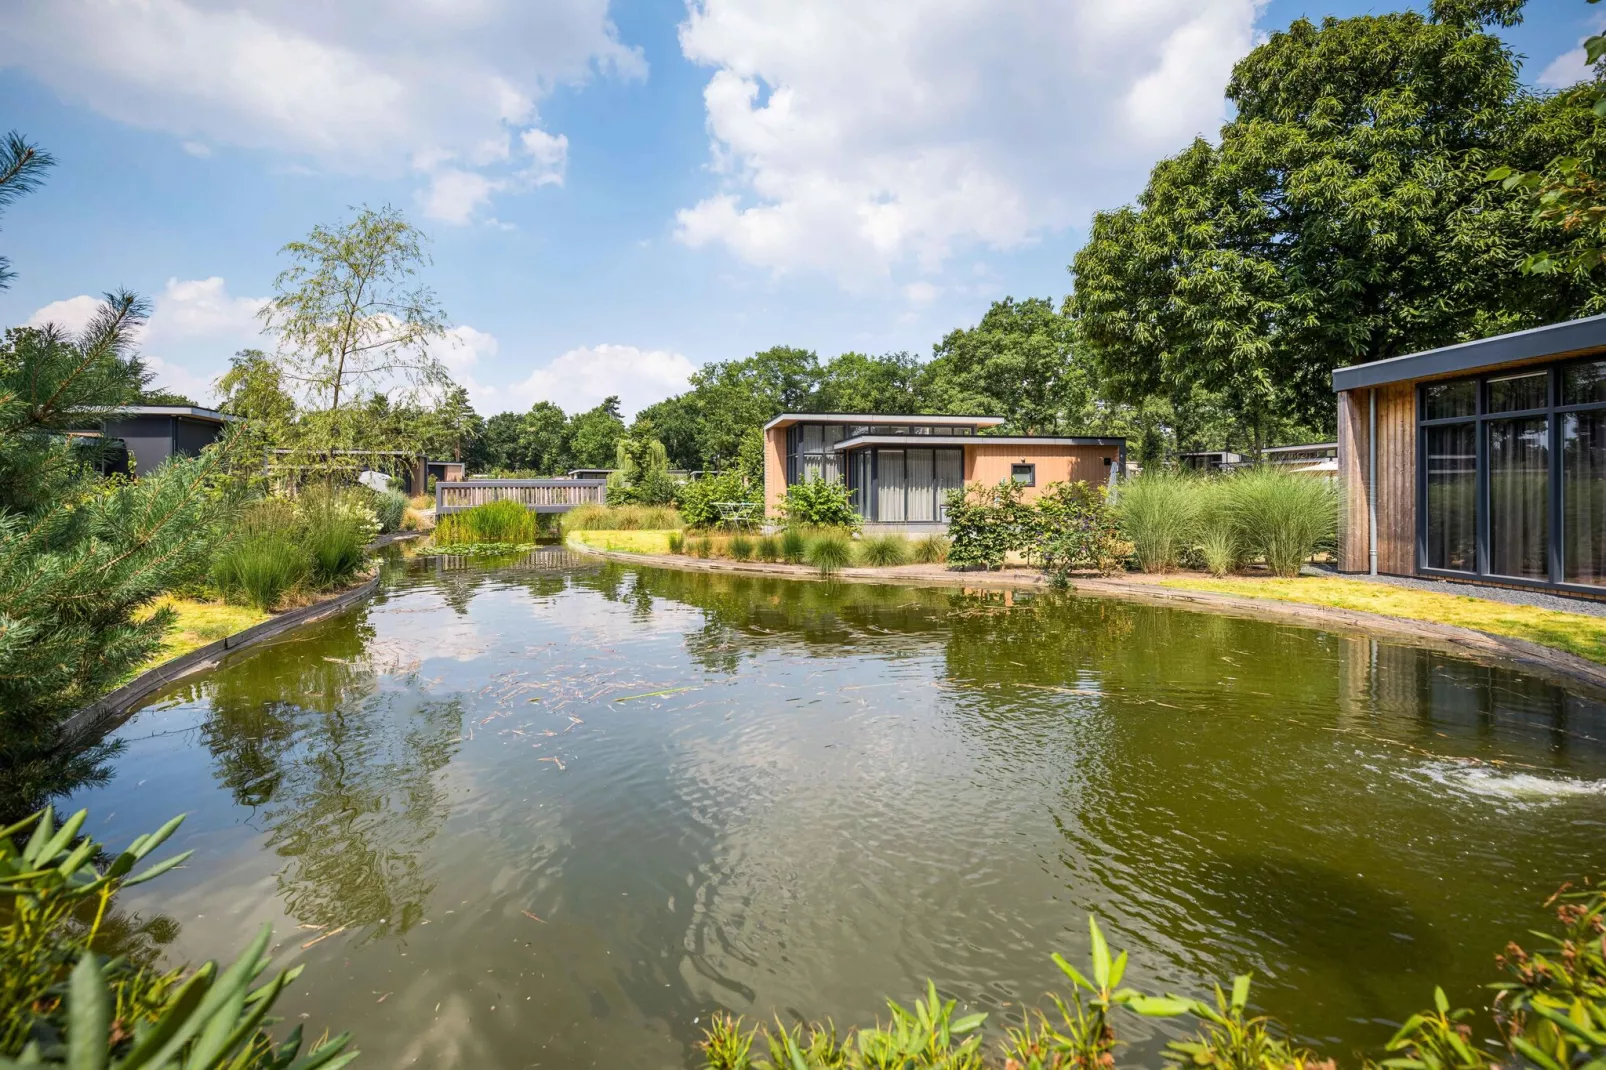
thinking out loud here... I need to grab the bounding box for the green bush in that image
[700,880,1606,1070]
[667,531,686,554]
[1115,470,1201,573]
[1034,480,1121,581]
[676,471,758,529]
[434,498,537,545]
[729,534,755,561]
[0,807,357,1068]
[912,534,950,564]
[756,535,780,562]
[779,528,807,564]
[564,504,683,530]
[297,490,371,587]
[370,488,408,534]
[1226,466,1338,577]
[209,500,309,610]
[693,536,714,558]
[780,478,860,529]
[858,534,910,567]
[804,530,853,576]
[944,480,1034,570]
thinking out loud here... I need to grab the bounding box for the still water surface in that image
[67,551,1606,1067]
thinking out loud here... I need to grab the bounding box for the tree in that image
[0,132,53,293]
[813,351,924,414]
[475,411,528,472]
[567,396,626,469]
[606,418,676,504]
[1071,0,1605,442]
[521,400,572,474]
[923,298,1092,434]
[409,385,482,462]
[259,205,450,459]
[682,347,820,469]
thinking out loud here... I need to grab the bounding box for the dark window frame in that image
[1011,462,1036,487]
[1415,354,1606,595]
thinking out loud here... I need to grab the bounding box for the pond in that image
[60,550,1606,1068]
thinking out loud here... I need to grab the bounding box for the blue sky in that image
[0,0,1596,418]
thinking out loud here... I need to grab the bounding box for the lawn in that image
[135,595,270,667]
[569,530,675,555]
[1154,576,1606,665]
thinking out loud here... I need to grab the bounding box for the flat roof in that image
[1331,314,1606,392]
[833,434,1124,451]
[763,412,1005,432]
[108,405,238,424]
[1263,441,1336,454]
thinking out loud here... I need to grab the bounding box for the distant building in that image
[1179,449,1245,472]
[99,406,237,477]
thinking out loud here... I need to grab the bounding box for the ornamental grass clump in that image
[756,535,780,562]
[780,528,807,564]
[370,488,408,534]
[858,534,911,567]
[693,536,714,558]
[565,503,683,531]
[804,530,853,576]
[1226,466,1338,577]
[729,534,755,561]
[1116,470,1202,573]
[1194,479,1242,578]
[912,534,950,564]
[209,499,309,610]
[667,531,686,554]
[434,498,537,545]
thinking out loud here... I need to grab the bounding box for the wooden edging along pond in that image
[566,536,1606,696]
[60,572,385,746]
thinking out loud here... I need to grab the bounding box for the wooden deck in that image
[435,479,607,514]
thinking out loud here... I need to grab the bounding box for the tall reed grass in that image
[209,500,308,610]
[858,534,911,567]
[912,534,951,564]
[434,499,538,545]
[1117,471,1202,573]
[1226,466,1338,577]
[563,504,683,531]
[804,530,854,576]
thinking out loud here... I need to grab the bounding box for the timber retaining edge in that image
[566,538,1606,695]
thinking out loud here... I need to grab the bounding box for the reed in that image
[858,534,911,567]
[804,530,854,576]
[912,534,951,564]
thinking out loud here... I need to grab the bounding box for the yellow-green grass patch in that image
[135,595,271,667]
[1153,576,1606,665]
[570,529,676,555]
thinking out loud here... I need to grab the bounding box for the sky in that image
[0,0,1599,419]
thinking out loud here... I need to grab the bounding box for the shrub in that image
[756,535,780,562]
[1226,466,1338,577]
[779,528,807,564]
[729,534,755,561]
[945,480,1034,570]
[1115,470,1201,573]
[667,531,686,554]
[0,807,356,1068]
[210,536,308,610]
[1034,481,1121,581]
[912,534,950,564]
[434,499,537,545]
[804,530,853,575]
[370,488,408,534]
[858,534,911,567]
[677,471,758,529]
[693,536,714,558]
[781,478,860,529]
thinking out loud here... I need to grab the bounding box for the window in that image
[1011,463,1036,486]
[1417,356,1606,591]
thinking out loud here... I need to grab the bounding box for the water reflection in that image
[50,553,1606,1069]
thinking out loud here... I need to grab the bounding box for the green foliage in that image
[0,132,53,293]
[667,531,686,555]
[208,502,308,611]
[1034,481,1122,583]
[0,807,356,1068]
[368,489,407,534]
[693,536,714,559]
[607,421,677,505]
[568,396,626,471]
[923,297,1092,434]
[1071,5,1606,439]
[858,535,910,567]
[1116,472,1203,574]
[433,500,537,546]
[562,504,682,531]
[803,531,853,576]
[756,535,780,562]
[728,535,755,561]
[294,490,372,588]
[944,481,1036,571]
[676,472,758,530]
[781,478,860,530]
[1224,467,1338,578]
[912,535,950,565]
[779,529,807,564]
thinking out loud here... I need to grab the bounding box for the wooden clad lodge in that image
[1334,315,1606,596]
[762,413,1126,531]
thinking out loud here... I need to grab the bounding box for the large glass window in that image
[1564,410,1606,586]
[1565,361,1606,406]
[1425,423,1476,571]
[1488,371,1548,413]
[1488,417,1550,579]
[1424,380,1476,420]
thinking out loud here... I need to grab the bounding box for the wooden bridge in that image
[435,479,607,515]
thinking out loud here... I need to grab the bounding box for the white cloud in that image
[421,169,507,226]
[509,344,696,418]
[675,0,1259,283]
[181,140,211,157]
[0,0,642,224]
[1538,18,1606,89]
[22,278,267,402]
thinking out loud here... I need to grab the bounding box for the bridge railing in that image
[435,479,607,515]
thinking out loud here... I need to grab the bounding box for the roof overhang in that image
[106,406,239,424]
[1332,314,1606,393]
[762,412,1006,432]
[832,434,1124,451]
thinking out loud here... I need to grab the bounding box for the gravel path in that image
[1306,564,1606,618]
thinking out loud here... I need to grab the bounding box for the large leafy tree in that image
[521,400,572,474]
[1071,0,1604,443]
[567,395,626,469]
[922,297,1093,434]
[813,351,924,414]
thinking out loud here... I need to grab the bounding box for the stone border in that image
[567,536,1606,696]
[59,573,382,744]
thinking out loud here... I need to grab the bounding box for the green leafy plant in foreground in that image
[0,807,356,1069]
[803,531,853,576]
[701,881,1606,1070]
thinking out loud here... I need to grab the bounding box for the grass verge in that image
[135,595,271,667]
[569,529,675,555]
[1152,576,1606,665]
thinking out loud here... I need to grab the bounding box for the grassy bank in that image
[570,529,676,554]
[135,595,271,666]
[1153,575,1606,665]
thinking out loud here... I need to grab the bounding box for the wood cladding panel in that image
[965,444,1117,501]
[1336,390,1369,571]
[763,428,786,513]
[1376,383,1416,575]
